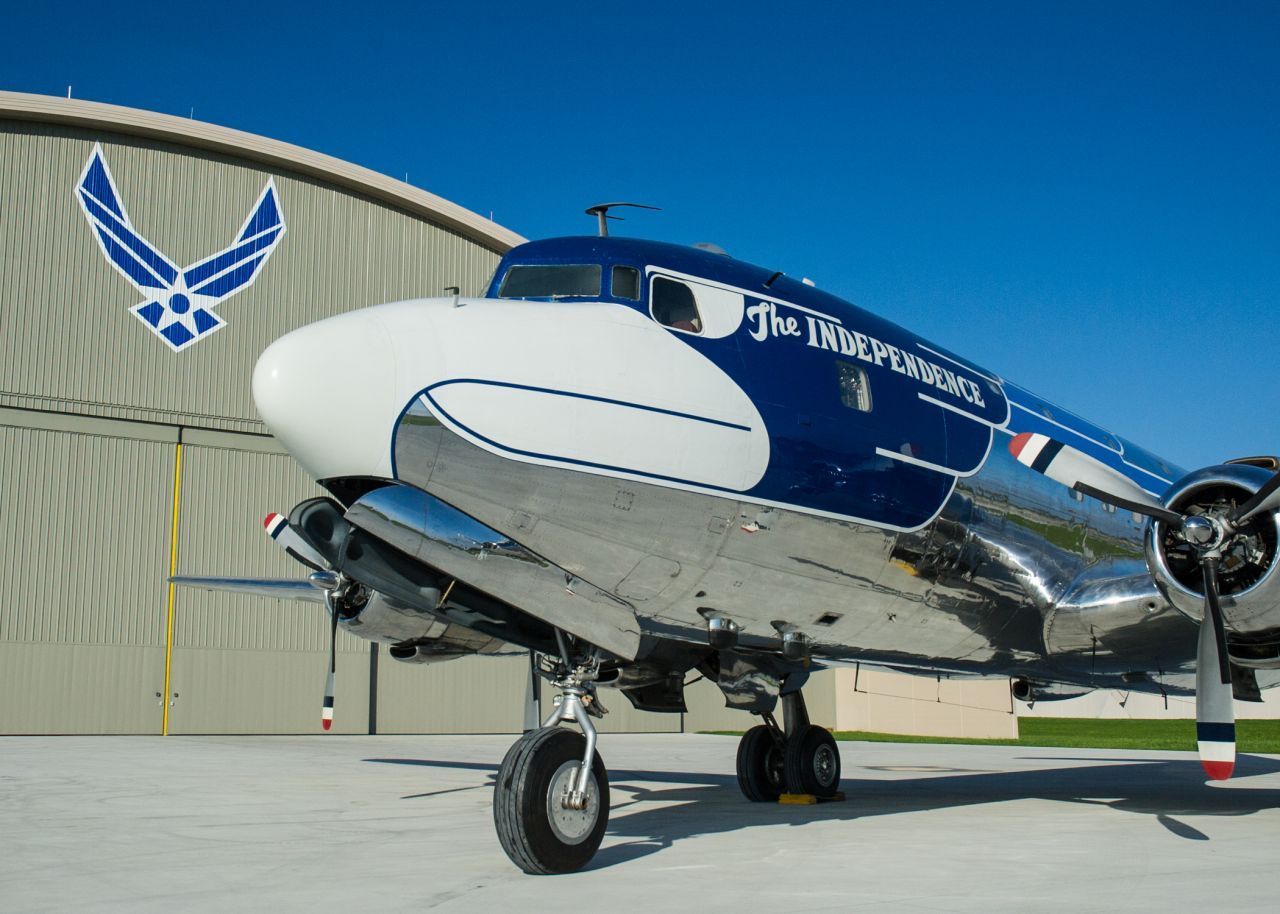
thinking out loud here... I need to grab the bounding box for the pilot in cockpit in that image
[652,277,703,334]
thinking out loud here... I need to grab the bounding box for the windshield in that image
[498,264,602,299]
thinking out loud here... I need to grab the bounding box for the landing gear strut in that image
[736,688,841,801]
[493,650,610,874]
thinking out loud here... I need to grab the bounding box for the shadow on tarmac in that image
[366,751,1280,870]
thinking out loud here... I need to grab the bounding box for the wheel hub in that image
[547,760,599,845]
[812,743,838,787]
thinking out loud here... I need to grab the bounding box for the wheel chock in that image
[778,791,845,805]
[779,793,816,805]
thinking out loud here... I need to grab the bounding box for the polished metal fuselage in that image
[392,410,1208,695]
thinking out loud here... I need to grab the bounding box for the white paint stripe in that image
[1121,456,1173,487]
[917,393,1006,429]
[915,343,1003,386]
[1010,401,1120,454]
[1197,741,1235,761]
[875,447,964,477]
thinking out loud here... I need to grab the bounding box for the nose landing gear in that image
[493,655,610,874]
[736,689,842,801]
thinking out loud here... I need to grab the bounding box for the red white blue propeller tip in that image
[264,512,287,537]
[322,671,335,731]
[1197,723,1235,780]
[1008,432,1059,470]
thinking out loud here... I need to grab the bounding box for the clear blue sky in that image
[4,1,1278,470]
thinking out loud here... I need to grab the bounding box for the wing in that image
[181,179,287,298]
[170,576,325,603]
[75,143,180,293]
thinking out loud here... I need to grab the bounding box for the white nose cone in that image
[253,310,399,481]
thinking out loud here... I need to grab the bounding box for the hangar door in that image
[0,412,173,734]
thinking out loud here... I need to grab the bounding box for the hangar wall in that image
[0,91,1016,739]
[0,92,527,735]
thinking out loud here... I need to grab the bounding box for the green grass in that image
[704,718,1280,753]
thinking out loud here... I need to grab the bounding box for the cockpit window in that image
[651,277,703,333]
[612,265,640,300]
[498,264,602,299]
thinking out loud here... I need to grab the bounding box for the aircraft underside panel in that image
[391,408,1202,692]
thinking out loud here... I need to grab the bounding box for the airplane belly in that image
[395,415,1059,674]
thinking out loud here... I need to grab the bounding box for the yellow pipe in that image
[161,440,183,736]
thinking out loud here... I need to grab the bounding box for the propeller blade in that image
[1231,468,1280,524]
[1196,558,1235,780]
[322,594,338,731]
[1073,482,1184,527]
[1203,559,1232,685]
[264,512,328,571]
[1009,433,1180,524]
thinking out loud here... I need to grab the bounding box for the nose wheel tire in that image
[736,724,786,802]
[493,727,610,875]
[784,724,842,797]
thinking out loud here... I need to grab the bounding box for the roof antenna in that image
[584,202,661,237]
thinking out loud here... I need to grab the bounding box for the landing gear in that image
[493,654,610,874]
[785,725,841,797]
[735,688,841,801]
[736,725,785,801]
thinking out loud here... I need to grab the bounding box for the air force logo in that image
[75,143,286,352]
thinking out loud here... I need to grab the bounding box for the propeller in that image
[1008,433,1280,780]
[263,511,342,732]
[322,587,338,731]
[264,512,329,571]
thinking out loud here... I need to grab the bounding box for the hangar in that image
[0,90,1015,737]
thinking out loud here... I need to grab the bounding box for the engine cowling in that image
[1145,463,1280,647]
[340,592,507,664]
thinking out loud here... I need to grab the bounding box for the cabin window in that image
[612,265,640,300]
[837,361,872,411]
[1070,489,1085,502]
[1102,502,1117,514]
[498,264,601,299]
[651,277,703,333]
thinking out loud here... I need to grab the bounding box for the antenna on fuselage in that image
[584,202,661,237]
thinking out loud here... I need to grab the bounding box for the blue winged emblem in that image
[75,143,287,352]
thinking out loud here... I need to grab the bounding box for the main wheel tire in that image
[736,724,786,802]
[493,727,610,875]
[784,725,842,797]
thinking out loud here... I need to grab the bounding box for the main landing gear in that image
[736,688,841,801]
[492,645,839,874]
[493,655,609,875]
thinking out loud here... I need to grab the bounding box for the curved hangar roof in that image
[0,91,524,253]
[0,91,524,434]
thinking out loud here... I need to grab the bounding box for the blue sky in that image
[4,1,1279,469]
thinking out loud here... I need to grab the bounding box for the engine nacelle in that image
[1010,677,1092,703]
[340,592,506,664]
[1144,463,1280,646]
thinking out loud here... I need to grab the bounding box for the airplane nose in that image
[253,309,400,481]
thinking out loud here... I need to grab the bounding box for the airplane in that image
[176,202,1280,874]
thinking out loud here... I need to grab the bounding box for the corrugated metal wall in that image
[0,121,501,432]
[0,413,173,733]
[0,115,517,735]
